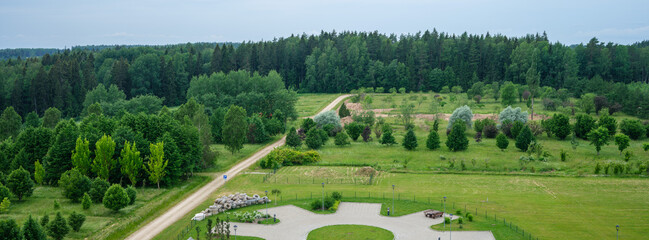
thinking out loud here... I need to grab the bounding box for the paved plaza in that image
[230,202,496,240]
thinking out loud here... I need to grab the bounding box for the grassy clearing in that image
[295,93,341,117]
[205,169,649,240]
[307,224,394,240]
[431,217,527,240]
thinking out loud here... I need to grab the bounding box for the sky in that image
[1,0,648,49]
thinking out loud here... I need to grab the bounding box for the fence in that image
[175,190,541,240]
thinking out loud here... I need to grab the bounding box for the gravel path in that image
[126,94,351,240]
[232,202,495,240]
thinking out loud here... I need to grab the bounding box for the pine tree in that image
[22,215,47,240]
[446,120,469,151]
[0,218,21,240]
[338,103,351,118]
[285,127,302,148]
[44,120,79,184]
[68,211,86,232]
[426,130,440,150]
[515,126,534,151]
[81,193,91,210]
[6,167,34,201]
[496,133,509,151]
[40,214,49,227]
[305,128,323,149]
[46,212,70,240]
[380,125,396,146]
[402,129,418,150]
[0,197,10,213]
[145,142,167,189]
[42,107,61,129]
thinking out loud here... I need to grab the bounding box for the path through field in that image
[126,94,351,240]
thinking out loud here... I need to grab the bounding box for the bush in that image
[311,197,334,210]
[598,113,617,136]
[6,167,34,201]
[426,130,441,150]
[361,126,372,142]
[528,121,544,136]
[68,211,86,232]
[331,192,342,201]
[88,178,110,203]
[0,184,10,201]
[447,105,473,130]
[510,121,525,139]
[458,217,464,224]
[40,214,49,227]
[301,118,316,132]
[316,128,329,143]
[644,143,649,151]
[344,122,364,141]
[500,120,514,138]
[314,110,342,130]
[380,131,396,146]
[446,120,469,151]
[58,169,91,203]
[53,200,60,210]
[81,193,91,210]
[515,126,534,152]
[574,114,596,139]
[125,186,137,205]
[444,217,451,224]
[285,127,302,148]
[264,118,284,135]
[334,131,351,146]
[46,212,70,240]
[496,133,509,151]
[614,134,631,155]
[473,119,485,133]
[102,184,129,212]
[305,128,324,149]
[402,129,418,150]
[620,119,644,140]
[259,147,321,168]
[482,119,498,138]
[338,103,351,118]
[499,106,528,124]
[549,114,571,140]
[467,214,474,222]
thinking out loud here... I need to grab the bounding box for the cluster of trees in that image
[0,211,87,240]
[2,31,649,120]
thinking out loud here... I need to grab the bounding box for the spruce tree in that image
[338,103,351,118]
[6,167,34,201]
[496,133,509,151]
[81,193,91,210]
[334,131,350,146]
[102,184,129,212]
[285,127,302,148]
[380,130,396,146]
[44,120,79,184]
[305,128,323,149]
[0,218,21,240]
[22,215,47,240]
[515,126,534,151]
[446,120,469,151]
[426,130,440,150]
[402,129,418,150]
[68,211,86,232]
[40,214,49,227]
[46,212,70,240]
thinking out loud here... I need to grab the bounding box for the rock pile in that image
[192,193,270,221]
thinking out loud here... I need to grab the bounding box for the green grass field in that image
[295,93,341,117]
[307,224,394,240]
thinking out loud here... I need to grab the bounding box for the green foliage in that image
[426,130,440,150]
[125,186,137,205]
[0,107,22,140]
[614,134,630,154]
[597,113,617,136]
[301,118,317,132]
[0,185,10,202]
[311,196,334,210]
[102,184,129,212]
[34,160,44,185]
[259,147,320,169]
[446,120,469,151]
[68,211,86,232]
[344,122,364,141]
[120,141,142,186]
[222,105,248,154]
[46,212,70,240]
[380,129,396,146]
[305,128,324,149]
[209,107,227,143]
[498,106,528,124]
[0,197,10,213]
[510,121,525,139]
[644,143,649,151]
[515,126,534,152]
[22,215,47,240]
[619,119,644,140]
[81,193,91,210]
[44,120,79,184]
[398,103,415,129]
[87,102,103,116]
[246,116,269,144]
[88,177,110,203]
[549,114,571,140]
[574,114,596,139]
[500,82,518,106]
[91,134,116,181]
[58,169,91,203]
[71,137,91,175]
[496,133,509,151]
[579,93,596,114]
[0,218,21,240]
[338,103,351,118]
[314,110,342,130]
[23,112,42,128]
[53,200,60,210]
[145,142,167,188]
[334,131,351,146]
[285,127,302,148]
[447,105,473,130]
[588,126,610,155]
[6,167,34,201]
[42,107,61,129]
[402,129,418,150]
[39,214,49,227]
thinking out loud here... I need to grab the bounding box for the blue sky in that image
[1,0,648,48]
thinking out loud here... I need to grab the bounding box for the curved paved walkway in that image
[126,95,351,240]
[232,202,495,240]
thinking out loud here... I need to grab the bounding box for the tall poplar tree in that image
[91,135,116,181]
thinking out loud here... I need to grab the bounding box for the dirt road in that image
[125,94,350,240]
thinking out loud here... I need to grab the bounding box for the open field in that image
[295,94,342,117]
[307,224,394,240]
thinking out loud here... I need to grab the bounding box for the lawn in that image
[307,224,394,240]
[202,169,649,240]
[431,217,527,240]
[295,93,341,117]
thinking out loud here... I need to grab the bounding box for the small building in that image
[424,210,444,219]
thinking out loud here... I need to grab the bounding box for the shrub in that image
[53,200,60,210]
[40,214,49,227]
[311,197,334,210]
[6,167,34,201]
[21,215,46,240]
[560,150,568,162]
[458,217,464,224]
[0,184,10,201]
[467,214,474,222]
[46,212,70,240]
[482,119,498,138]
[446,120,469,151]
[496,133,509,151]
[81,193,91,210]
[361,126,372,142]
[574,114,596,139]
[285,127,302,148]
[0,197,9,213]
[264,118,284,136]
[344,122,364,141]
[260,147,321,168]
[500,120,514,138]
[549,114,571,140]
[614,134,631,155]
[338,103,351,118]
[444,217,451,224]
[595,162,601,174]
[588,126,610,155]
[305,128,324,149]
[515,126,534,151]
[88,178,110,203]
[314,110,342,129]
[447,105,473,130]
[598,113,617,136]
[380,131,396,146]
[644,143,649,151]
[125,186,137,205]
[528,121,544,136]
[334,131,351,146]
[499,106,528,124]
[402,129,418,150]
[316,128,328,143]
[543,98,557,111]
[68,211,86,232]
[58,169,91,203]
[300,118,316,132]
[426,130,441,150]
[331,192,342,201]
[620,119,644,140]
[102,184,129,212]
[510,121,525,139]
[473,119,485,133]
